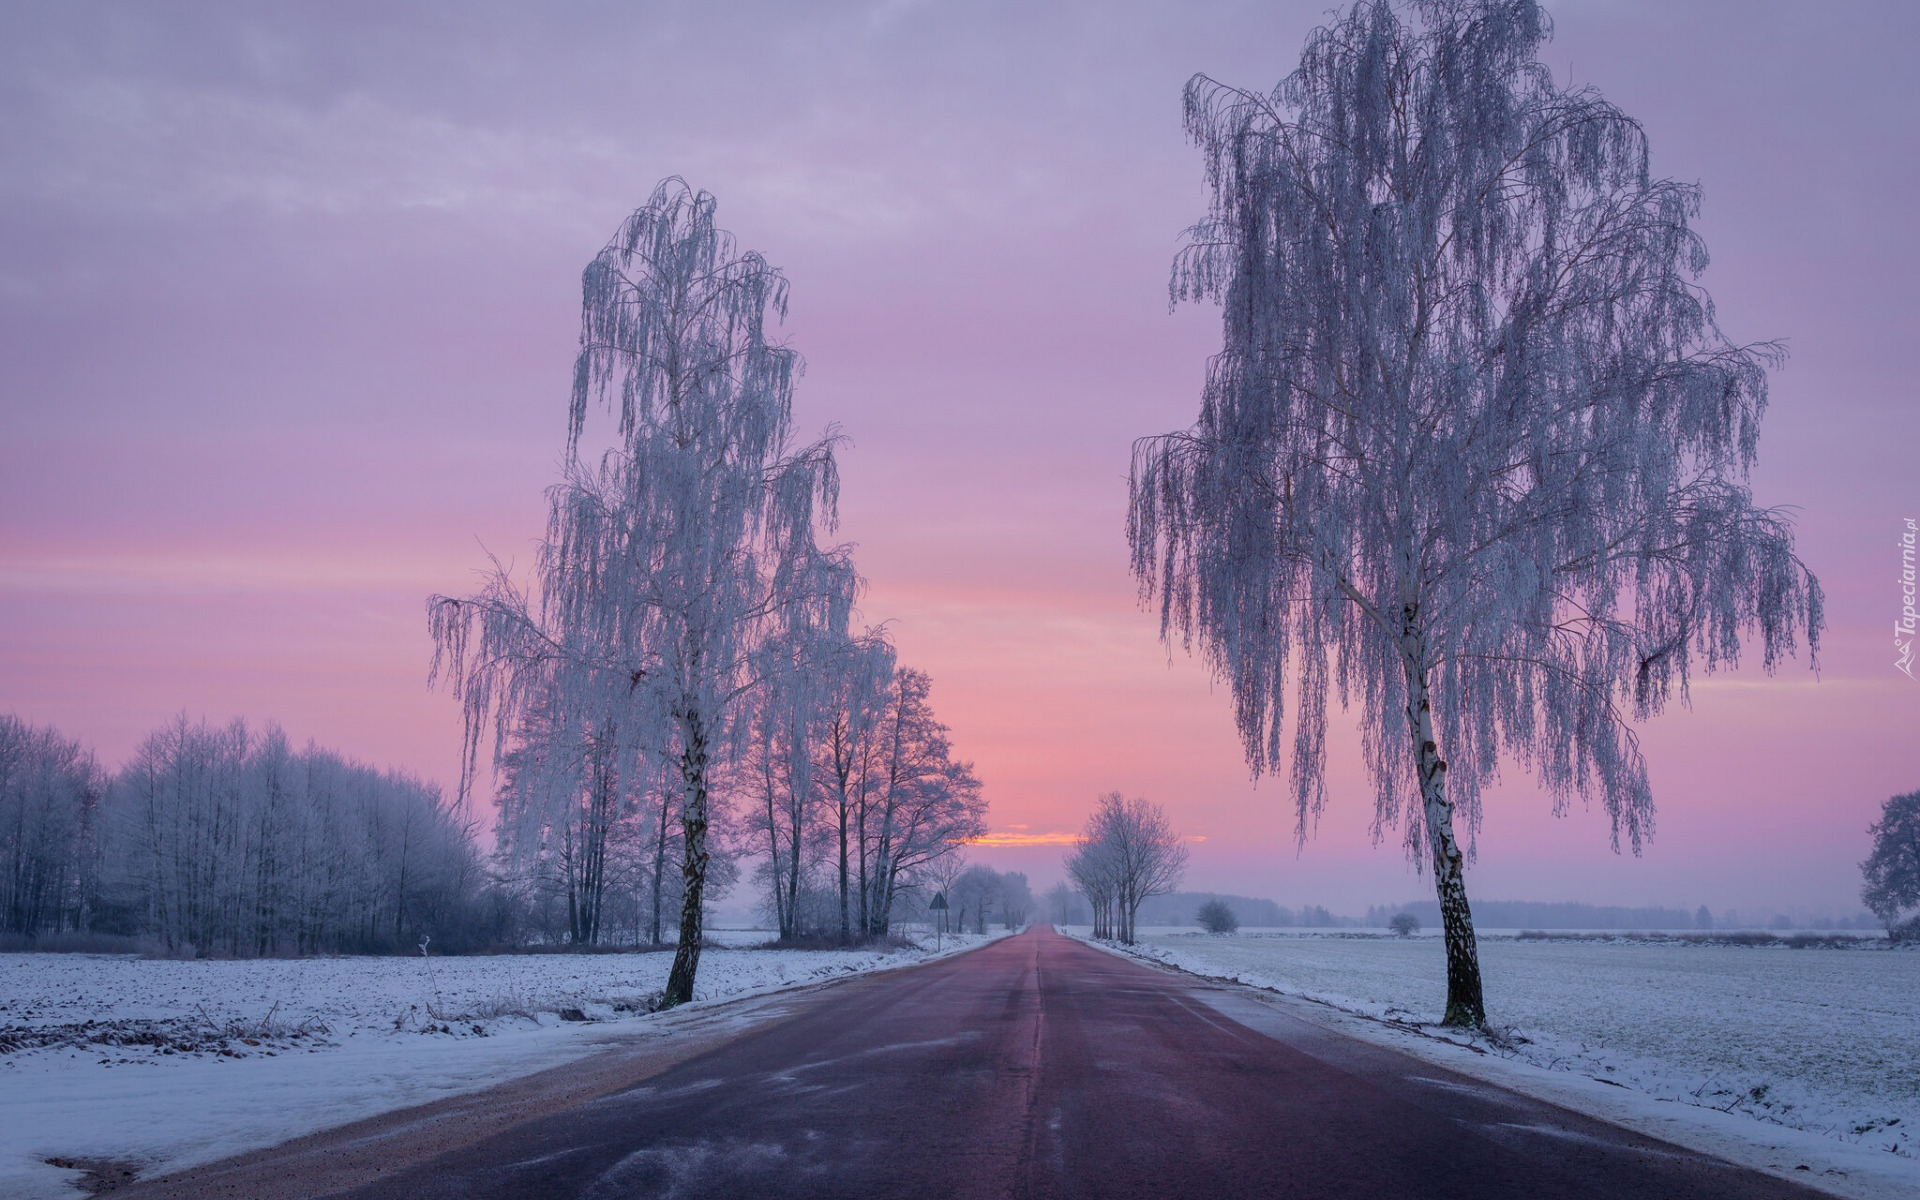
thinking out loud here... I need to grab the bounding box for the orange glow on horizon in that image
[968,831,1084,848]
[965,831,1210,848]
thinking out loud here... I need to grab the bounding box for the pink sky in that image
[2,1,1915,916]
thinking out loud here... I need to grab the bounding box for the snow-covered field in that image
[1107,928,1918,1162]
[0,932,1001,1199]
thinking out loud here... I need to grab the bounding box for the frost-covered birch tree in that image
[1129,0,1822,1025]
[431,179,854,1006]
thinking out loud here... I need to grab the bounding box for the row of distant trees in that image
[1064,793,1187,945]
[0,702,991,955]
[482,656,982,952]
[742,665,985,943]
[0,714,482,954]
[935,865,1031,935]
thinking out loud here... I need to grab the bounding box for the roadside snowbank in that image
[0,932,1001,1199]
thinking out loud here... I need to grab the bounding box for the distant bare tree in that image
[817,632,895,940]
[1064,832,1119,939]
[949,865,1000,935]
[926,851,967,936]
[857,668,986,936]
[740,645,982,943]
[995,872,1033,929]
[741,623,848,941]
[1044,880,1077,926]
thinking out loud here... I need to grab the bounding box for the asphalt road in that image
[298,925,1828,1200]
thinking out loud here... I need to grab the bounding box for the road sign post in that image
[929,892,949,952]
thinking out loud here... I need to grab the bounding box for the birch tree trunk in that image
[856,786,869,939]
[869,703,904,938]
[836,799,850,942]
[784,785,802,940]
[833,723,852,943]
[663,707,711,1007]
[649,790,670,947]
[760,762,788,937]
[1403,647,1486,1028]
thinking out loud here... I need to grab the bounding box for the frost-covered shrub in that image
[1862,790,1920,936]
[1197,899,1239,934]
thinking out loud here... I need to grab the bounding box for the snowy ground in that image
[1085,927,1918,1193]
[0,931,1003,1199]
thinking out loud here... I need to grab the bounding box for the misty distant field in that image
[1122,928,1919,1154]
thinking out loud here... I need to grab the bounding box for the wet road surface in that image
[325,925,1822,1200]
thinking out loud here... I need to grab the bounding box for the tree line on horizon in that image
[0,699,992,955]
[9,697,1901,954]
[937,864,1033,935]
[1041,892,1886,933]
[1039,889,1886,934]
[0,713,481,954]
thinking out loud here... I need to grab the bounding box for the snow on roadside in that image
[0,931,1003,1200]
[1075,928,1918,1195]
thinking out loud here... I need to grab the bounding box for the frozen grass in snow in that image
[1,941,934,1047]
[0,932,1004,1199]
[1116,929,1919,1156]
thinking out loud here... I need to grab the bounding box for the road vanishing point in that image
[123,926,1829,1199]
